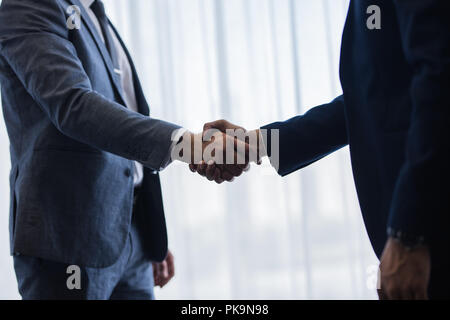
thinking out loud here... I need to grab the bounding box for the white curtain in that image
[0,0,379,299]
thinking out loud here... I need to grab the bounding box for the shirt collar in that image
[80,0,95,10]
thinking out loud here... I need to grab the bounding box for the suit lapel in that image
[68,0,127,106]
[109,23,151,116]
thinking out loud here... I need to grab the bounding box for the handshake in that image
[171,120,266,184]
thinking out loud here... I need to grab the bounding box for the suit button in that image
[124,168,132,177]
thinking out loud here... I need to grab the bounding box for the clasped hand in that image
[172,120,263,184]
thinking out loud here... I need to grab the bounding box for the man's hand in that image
[189,120,261,183]
[153,250,175,288]
[378,237,430,300]
[189,159,250,184]
[203,119,246,133]
[171,120,261,183]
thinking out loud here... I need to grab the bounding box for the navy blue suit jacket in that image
[0,0,181,267]
[263,0,450,258]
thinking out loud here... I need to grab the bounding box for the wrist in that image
[255,129,267,159]
[175,131,201,164]
[189,132,204,164]
[387,227,427,251]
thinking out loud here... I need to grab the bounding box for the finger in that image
[414,290,428,300]
[213,167,222,180]
[152,263,159,285]
[153,263,163,287]
[205,162,217,181]
[216,164,233,181]
[197,161,207,176]
[204,120,226,133]
[400,288,415,300]
[159,276,171,288]
[159,260,171,288]
[377,289,387,300]
[387,287,402,300]
[160,260,169,278]
[223,135,249,165]
[189,164,197,173]
[225,165,244,177]
[233,137,252,164]
[379,280,391,300]
[204,120,244,133]
[413,286,428,300]
[222,170,235,182]
[155,262,163,276]
[215,167,226,184]
[214,167,225,184]
[166,252,175,279]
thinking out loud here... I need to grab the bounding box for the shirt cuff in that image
[258,129,268,159]
[160,128,188,170]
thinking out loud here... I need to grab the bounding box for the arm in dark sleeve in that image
[388,0,450,241]
[0,0,180,171]
[261,95,348,176]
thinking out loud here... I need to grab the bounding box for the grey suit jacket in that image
[0,0,180,267]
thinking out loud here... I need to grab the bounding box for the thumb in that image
[204,119,245,133]
[204,120,227,133]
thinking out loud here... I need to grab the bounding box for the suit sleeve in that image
[388,0,450,241]
[0,0,181,171]
[261,95,348,176]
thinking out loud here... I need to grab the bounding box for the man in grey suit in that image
[0,0,246,299]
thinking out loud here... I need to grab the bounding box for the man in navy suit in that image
[196,0,450,299]
[0,0,246,299]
